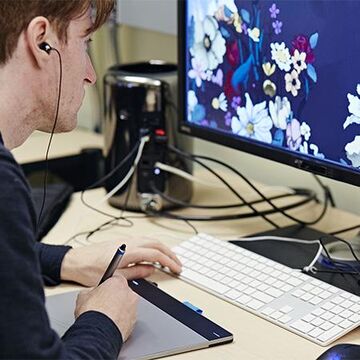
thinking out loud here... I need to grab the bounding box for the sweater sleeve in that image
[34,242,72,286]
[0,148,123,359]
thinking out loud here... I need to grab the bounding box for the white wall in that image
[117,0,177,35]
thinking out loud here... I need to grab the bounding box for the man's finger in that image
[117,265,155,280]
[121,248,182,274]
[142,242,182,267]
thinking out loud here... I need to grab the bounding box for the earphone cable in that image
[37,48,62,230]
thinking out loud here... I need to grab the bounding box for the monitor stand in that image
[230,225,360,296]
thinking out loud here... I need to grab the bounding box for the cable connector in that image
[139,193,163,212]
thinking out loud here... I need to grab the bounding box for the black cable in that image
[318,236,360,279]
[79,141,141,242]
[330,224,360,236]
[313,174,336,207]
[37,48,62,229]
[169,145,329,227]
[66,174,137,244]
[184,220,198,234]
[85,216,134,241]
[331,236,360,264]
[150,181,317,210]
[167,149,279,228]
[145,200,317,221]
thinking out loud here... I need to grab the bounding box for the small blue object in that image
[183,301,203,314]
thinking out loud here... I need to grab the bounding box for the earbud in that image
[39,42,52,54]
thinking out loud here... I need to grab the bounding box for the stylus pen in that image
[98,244,126,285]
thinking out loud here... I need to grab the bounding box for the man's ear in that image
[24,16,56,67]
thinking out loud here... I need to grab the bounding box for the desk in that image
[12,128,104,164]
[42,181,360,360]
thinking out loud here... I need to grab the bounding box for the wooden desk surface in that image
[42,181,360,360]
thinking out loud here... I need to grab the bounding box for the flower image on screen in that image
[185,0,360,171]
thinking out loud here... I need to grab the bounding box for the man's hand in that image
[75,274,138,341]
[60,238,182,286]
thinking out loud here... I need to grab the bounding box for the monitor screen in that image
[178,0,360,187]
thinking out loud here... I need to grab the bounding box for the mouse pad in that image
[46,279,233,360]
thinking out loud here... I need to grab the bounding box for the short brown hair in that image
[0,0,114,64]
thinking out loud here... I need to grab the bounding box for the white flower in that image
[269,96,291,129]
[300,122,311,141]
[285,69,301,97]
[345,136,360,168]
[248,27,260,42]
[300,141,309,154]
[188,57,207,87]
[347,93,360,117]
[188,90,198,111]
[292,49,307,73]
[187,90,198,121]
[270,42,292,72]
[212,92,228,112]
[343,114,360,130]
[231,93,273,143]
[343,85,360,129]
[190,15,226,71]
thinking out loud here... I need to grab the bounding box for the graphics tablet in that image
[46,279,233,359]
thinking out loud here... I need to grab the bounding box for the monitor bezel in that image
[177,0,360,187]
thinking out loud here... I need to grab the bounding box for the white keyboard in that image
[172,233,360,346]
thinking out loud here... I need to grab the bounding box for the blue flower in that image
[272,20,282,35]
[269,3,280,19]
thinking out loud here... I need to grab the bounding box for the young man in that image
[0,1,182,358]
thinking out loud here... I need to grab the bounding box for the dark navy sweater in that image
[0,136,122,359]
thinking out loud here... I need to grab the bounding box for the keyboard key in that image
[320,321,333,331]
[291,320,314,334]
[237,294,251,305]
[265,288,283,298]
[280,305,293,314]
[247,299,264,310]
[339,319,353,329]
[308,328,323,338]
[349,314,360,323]
[302,314,316,323]
[317,326,343,342]
[270,311,283,320]
[312,308,325,317]
[279,315,292,324]
[261,307,275,316]
[181,269,230,294]
[225,289,241,300]
[311,318,324,327]
[252,291,274,304]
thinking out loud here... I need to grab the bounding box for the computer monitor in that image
[178,0,360,189]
